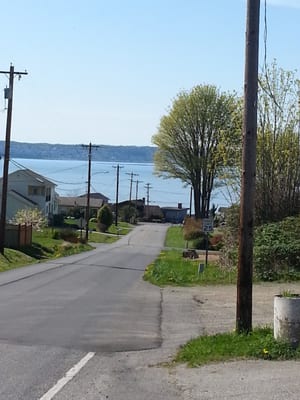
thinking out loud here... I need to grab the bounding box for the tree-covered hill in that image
[0,141,157,163]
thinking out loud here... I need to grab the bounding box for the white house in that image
[0,168,58,221]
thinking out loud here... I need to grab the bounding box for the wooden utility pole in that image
[113,164,123,226]
[134,179,143,209]
[126,172,138,202]
[145,183,152,206]
[236,0,260,333]
[144,183,152,219]
[82,142,98,241]
[0,65,27,254]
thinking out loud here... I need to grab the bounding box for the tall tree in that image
[152,84,241,218]
[256,61,300,223]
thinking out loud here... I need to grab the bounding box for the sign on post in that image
[202,218,214,233]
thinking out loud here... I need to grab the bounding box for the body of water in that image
[3,158,230,211]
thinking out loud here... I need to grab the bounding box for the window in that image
[28,186,45,196]
[46,187,51,202]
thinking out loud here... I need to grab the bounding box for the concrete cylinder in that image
[274,295,300,347]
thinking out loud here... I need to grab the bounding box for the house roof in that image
[78,192,110,202]
[6,168,56,187]
[58,196,104,208]
[144,205,164,217]
[118,199,145,207]
[161,207,189,211]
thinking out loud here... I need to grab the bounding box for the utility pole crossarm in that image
[0,70,28,75]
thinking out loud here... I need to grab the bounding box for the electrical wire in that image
[258,0,283,112]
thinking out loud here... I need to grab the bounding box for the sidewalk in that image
[160,282,300,399]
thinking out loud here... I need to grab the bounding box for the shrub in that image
[254,216,300,281]
[192,234,207,249]
[218,205,240,272]
[51,214,65,227]
[183,217,202,241]
[52,228,78,243]
[97,204,113,232]
[120,204,137,223]
[210,233,224,250]
[52,230,60,240]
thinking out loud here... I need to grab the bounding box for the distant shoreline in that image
[0,141,157,163]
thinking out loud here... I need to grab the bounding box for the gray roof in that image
[58,196,104,208]
[10,168,56,186]
[78,192,110,201]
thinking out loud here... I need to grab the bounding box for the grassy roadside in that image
[176,327,300,366]
[144,249,236,286]
[144,226,236,286]
[145,225,300,365]
[0,222,133,272]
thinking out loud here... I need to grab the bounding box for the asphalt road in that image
[0,223,168,400]
[2,224,300,400]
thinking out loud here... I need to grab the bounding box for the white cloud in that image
[267,0,300,9]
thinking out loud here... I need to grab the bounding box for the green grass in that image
[88,231,119,244]
[0,249,37,272]
[0,228,93,271]
[65,219,133,236]
[165,226,185,248]
[0,222,133,272]
[107,222,133,235]
[88,221,133,243]
[175,327,300,366]
[144,249,236,286]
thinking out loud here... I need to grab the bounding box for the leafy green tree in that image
[97,204,113,232]
[256,61,300,223]
[152,84,241,218]
[120,204,137,224]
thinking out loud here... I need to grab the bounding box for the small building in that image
[143,205,164,221]
[161,203,189,224]
[58,193,107,217]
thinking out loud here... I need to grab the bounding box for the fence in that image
[5,224,32,249]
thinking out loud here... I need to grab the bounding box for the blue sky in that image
[1,0,299,146]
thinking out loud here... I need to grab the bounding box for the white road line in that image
[39,352,95,400]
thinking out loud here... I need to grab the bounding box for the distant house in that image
[78,192,109,203]
[0,168,58,221]
[143,205,164,221]
[58,193,106,217]
[161,203,189,224]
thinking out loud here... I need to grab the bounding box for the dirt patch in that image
[196,253,219,262]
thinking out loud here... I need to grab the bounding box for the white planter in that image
[274,294,300,347]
